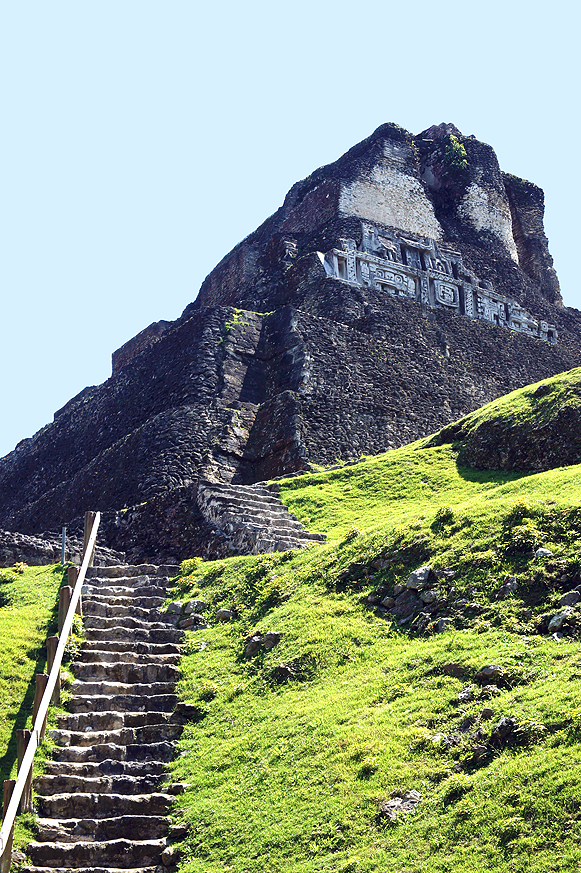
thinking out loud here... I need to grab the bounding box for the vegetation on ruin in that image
[434,366,581,439]
[167,369,581,872]
[444,134,468,173]
[4,372,581,869]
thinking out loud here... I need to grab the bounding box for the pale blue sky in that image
[1,1,578,460]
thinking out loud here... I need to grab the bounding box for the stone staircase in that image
[198,481,326,554]
[23,563,187,873]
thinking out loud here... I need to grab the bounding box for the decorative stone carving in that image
[463,285,475,318]
[435,281,460,309]
[320,223,557,344]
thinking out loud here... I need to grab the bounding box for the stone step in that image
[82,594,165,609]
[34,774,165,797]
[70,680,177,697]
[67,693,178,714]
[83,605,175,623]
[36,792,174,820]
[85,577,169,591]
[221,512,306,532]
[79,641,181,658]
[56,709,183,733]
[26,838,165,868]
[83,584,170,599]
[53,741,175,765]
[71,661,180,683]
[23,867,159,873]
[86,565,179,578]
[35,815,170,843]
[43,759,168,779]
[83,615,174,631]
[206,495,293,516]
[27,561,184,871]
[84,627,183,644]
[254,535,310,551]
[203,483,282,505]
[50,722,183,748]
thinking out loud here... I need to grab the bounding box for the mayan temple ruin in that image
[2,121,581,563]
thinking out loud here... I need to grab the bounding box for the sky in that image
[1,1,579,460]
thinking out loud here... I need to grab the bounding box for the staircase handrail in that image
[0,511,100,857]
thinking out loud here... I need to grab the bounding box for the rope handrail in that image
[0,512,100,859]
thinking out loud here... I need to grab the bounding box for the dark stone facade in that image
[2,122,581,562]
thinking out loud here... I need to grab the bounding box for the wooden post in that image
[32,674,49,741]
[1,779,16,873]
[46,637,60,705]
[15,731,33,813]
[68,565,81,617]
[58,586,72,634]
[83,511,96,568]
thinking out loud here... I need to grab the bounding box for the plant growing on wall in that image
[444,134,468,172]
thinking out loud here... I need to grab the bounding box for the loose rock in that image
[407,566,431,589]
[378,789,421,822]
[243,634,263,658]
[185,599,208,613]
[262,631,281,650]
[420,588,439,604]
[548,607,573,632]
[475,664,503,685]
[489,716,516,746]
[559,591,580,607]
[496,577,518,598]
[162,845,182,866]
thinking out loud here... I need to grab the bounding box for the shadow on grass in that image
[0,601,60,785]
[455,462,529,486]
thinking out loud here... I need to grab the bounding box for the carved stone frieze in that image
[320,223,557,343]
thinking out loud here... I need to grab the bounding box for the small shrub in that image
[357,758,378,779]
[444,135,468,172]
[197,681,218,702]
[64,613,85,660]
[504,500,533,526]
[440,774,473,806]
[0,569,17,584]
[514,718,547,746]
[432,505,455,532]
[180,557,204,576]
[504,521,542,555]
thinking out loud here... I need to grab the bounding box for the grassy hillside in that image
[430,366,581,472]
[167,372,581,872]
[0,564,63,847]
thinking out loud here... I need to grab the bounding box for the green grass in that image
[168,540,581,872]
[5,370,581,870]
[0,563,65,849]
[434,366,581,438]
[170,625,581,872]
[167,372,581,871]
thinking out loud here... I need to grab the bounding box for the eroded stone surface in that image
[2,122,580,562]
[28,564,184,871]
